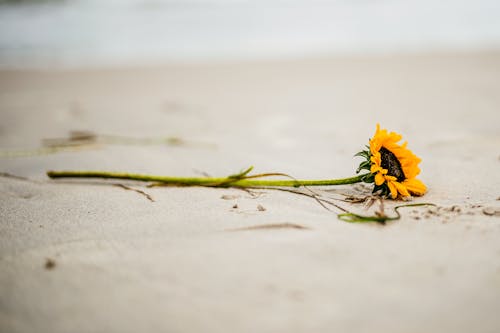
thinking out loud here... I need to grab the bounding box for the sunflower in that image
[356,124,426,199]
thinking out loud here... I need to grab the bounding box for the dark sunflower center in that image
[380,147,406,182]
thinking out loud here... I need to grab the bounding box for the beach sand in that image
[1,51,500,332]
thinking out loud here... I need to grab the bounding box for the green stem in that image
[46,170,366,188]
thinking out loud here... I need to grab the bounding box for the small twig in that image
[248,186,347,213]
[0,172,32,181]
[0,172,42,184]
[234,187,265,198]
[114,184,155,202]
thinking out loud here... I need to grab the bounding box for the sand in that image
[1,51,500,333]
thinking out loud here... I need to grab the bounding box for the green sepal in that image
[361,173,375,183]
[372,183,390,197]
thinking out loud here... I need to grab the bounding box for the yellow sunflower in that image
[356,124,426,199]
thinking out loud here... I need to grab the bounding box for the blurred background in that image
[2,3,500,333]
[1,0,499,68]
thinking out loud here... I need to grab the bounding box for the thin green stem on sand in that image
[338,203,436,223]
[46,169,366,188]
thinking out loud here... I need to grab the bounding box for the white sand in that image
[1,51,500,333]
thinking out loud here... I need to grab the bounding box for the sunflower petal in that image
[375,172,385,186]
[370,153,381,165]
[403,178,427,196]
[387,181,398,199]
[393,181,410,197]
[371,164,382,173]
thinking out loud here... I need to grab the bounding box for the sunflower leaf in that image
[228,166,254,179]
[357,161,372,173]
[354,150,370,159]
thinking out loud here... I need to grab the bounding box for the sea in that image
[0,0,499,68]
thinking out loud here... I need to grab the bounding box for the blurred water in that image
[0,0,499,68]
